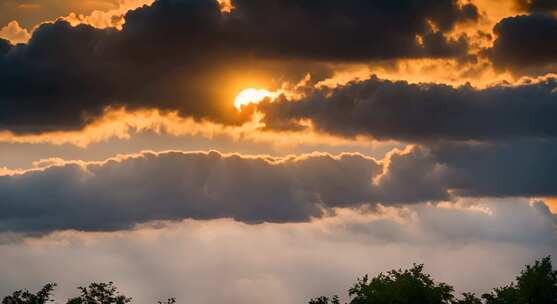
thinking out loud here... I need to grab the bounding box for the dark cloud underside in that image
[259,76,557,142]
[0,151,382,233]
[1,141,556,234]
[0,0,477,133]
[489,14,557,69]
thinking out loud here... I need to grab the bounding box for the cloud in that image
[0,38,11,55]
[374,147,450,203]
[0,200,555,304]
[0,150,386,233]
[0,0,122,29]
[259,75,557,142]
[515,0,557,13]
[61,0,155,30]
[381,140,557,199]
[0,108,384,150]
[429,139,557,197]
[0,21,31,44]
[1,142,556,234]
[0,0,478,134]
[0,0,154,45]
[374,139,557,200]
[488,14,557,71]
[218,0,476,61]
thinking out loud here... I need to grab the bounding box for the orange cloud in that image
[62,0,154,30]
[6,0,234,44]
[0,20,31,44]
[316,59,520,92]
[0,107,386,150]
[543,198,557,213]
[216,0,234,13]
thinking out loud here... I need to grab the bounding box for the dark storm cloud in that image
[0,38,11,54]
[488,14,557,70]
[0,147,459,234]
[0,0,478,133]
[430,139,557,197]
[225,0,477,61]
[515,0,557,13]
[373,139,557,200]
[0,151,384,233]
[373,139,557,202]
[2,139,556,234]
[259,75,557,142]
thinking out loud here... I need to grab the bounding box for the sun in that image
[234,88,276,110]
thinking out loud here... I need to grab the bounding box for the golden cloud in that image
[0,108,385,150]
[0,20,31,44]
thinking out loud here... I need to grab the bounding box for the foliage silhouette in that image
[482,256,557,304]
[2,283,56,304]
[66,282,131,304]
[309,256,556,304]
[453,293,482,304]
[309,295,341,304]
[2,282,168,304]
[348,264,454,304]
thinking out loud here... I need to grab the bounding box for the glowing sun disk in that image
[234,88,275,110]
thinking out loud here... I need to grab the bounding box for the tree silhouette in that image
[482,256,557,304]
[482,285,521,304]
[308,295,340,304]
[2,283,56,304]
[454,293,482,304]
[308,256,556,304]
[347,264,454,304]
[66,282,131,304]
[2,282,170,304]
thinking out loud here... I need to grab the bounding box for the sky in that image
[0,0,557,303]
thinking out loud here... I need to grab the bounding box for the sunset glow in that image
[1,0,557,303]
[233,88,276,110]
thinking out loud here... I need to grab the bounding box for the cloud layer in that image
[0,151,381,233]
[260,75,557,142]
[489,14,557,70]
[0,200,555,304]
[1,145,556,234]
[0,0,478,133]
[1,0,556,137]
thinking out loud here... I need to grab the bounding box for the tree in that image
[347,264,455,304]
[2,282,170,304]
[66,282,131,304]
[453,293,482,304]
[307,256,557,304]
[308,295,341,304]
[515,256,557,304]
[482,256,557,304]
[2,283,56,304]
[482,285,520,304]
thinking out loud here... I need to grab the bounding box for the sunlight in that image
[543,197,557,214]
[233,88,276,110]
[216,0,234,13]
